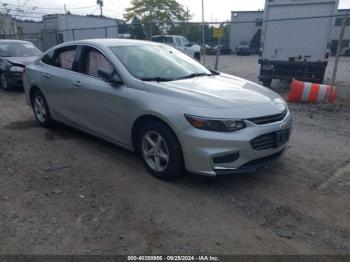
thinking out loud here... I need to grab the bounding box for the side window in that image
[84,48,114,78]
[41,51,54,65]
[56,48,76,70]
[175,37,182,47]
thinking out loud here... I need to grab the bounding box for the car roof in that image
[60,38,159,48]
[0,40,33,44]
[151,35,181,38]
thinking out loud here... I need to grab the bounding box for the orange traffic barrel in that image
[288,79,336,103]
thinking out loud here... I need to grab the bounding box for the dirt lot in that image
[1,78,350,254]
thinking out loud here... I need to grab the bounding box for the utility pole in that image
[330,15,347,95]
[64,4,67,14]
[97,0,103,17]
[202,0,205,64]
[186,7,189,23]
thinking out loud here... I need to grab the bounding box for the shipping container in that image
[258,0,339,86]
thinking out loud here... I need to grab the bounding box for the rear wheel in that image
[194,52,201,61]
[262,79,272,87]
[0,72,9,91]
[31,89,53,127]
[138,121,184,180]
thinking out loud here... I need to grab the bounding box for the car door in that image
[40,45,82,123]
[174,36,184,52]
[180,36,194,57]
[69,45,127,145]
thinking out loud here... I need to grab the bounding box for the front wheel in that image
[0,72,10,91]
[194,52,201,61]
[31,89,53,127]
[138,121,184,180]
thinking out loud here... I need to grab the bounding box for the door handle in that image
[73,81,82,87]
[43,73,51,78]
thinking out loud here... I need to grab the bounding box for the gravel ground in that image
[0,69,350,255]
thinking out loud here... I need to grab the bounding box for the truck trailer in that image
[258,0,339,87]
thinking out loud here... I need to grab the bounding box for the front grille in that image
[247,109,287,125]
[250,129,290,151]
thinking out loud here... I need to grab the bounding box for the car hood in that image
[3,56,38,66]
[146,74,286,118]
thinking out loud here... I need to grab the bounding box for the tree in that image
[130,16,146,39]
[124,0,191,34]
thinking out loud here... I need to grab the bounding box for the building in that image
[0,13,17,37]
[15,20,44,49]
[330,9,350,55]
[229,11,264,53]
[229,8,350,55]
[42,14,119,50]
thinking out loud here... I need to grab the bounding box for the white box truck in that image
[258,0,339,87]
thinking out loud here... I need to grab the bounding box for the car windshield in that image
[109,44,212,81]
[0,42,42,57]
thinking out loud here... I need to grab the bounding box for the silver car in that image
[23,39,292,180]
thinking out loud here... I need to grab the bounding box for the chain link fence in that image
[1,14,349,98]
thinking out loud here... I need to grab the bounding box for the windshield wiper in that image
[176,73,214,80]
[141,77,174,82]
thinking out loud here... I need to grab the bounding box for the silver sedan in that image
[23,39,292,180]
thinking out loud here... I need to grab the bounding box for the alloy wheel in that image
[142,131,170,172]
[34,96,47,123]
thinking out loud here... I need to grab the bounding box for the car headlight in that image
[10,66,25,73]
[273,98,288,111]
[185,114,246,132]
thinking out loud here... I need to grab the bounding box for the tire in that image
[0,72,10,91]
[31,89,53,128]
[194,52,201,61]
[138,121,184,180]
[262,79,272,87]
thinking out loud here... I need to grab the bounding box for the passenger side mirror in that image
[97,69,123,84]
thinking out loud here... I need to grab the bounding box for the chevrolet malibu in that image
[23,39,292,180]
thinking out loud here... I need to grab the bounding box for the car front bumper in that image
[6,72,24,88]
[181,111,293,176]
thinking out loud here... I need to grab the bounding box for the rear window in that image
[42,46,77,71]
[151,36,174,43]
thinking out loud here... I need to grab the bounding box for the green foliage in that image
[124,0,190,34]
[130,16,146,39]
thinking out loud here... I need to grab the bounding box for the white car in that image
[151,35,201,61]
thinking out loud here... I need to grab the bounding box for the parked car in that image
[0,40,42,90]
[205,45,232,55]
[23,39,292,180]
[202,44,212,55]
[151,35,201,60]
[206,45,216,55]
[236,42,250,56]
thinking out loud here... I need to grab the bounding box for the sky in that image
[3,0,350,22]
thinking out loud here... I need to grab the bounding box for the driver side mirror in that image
[97,69,123,84]
[185,42,193,47]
